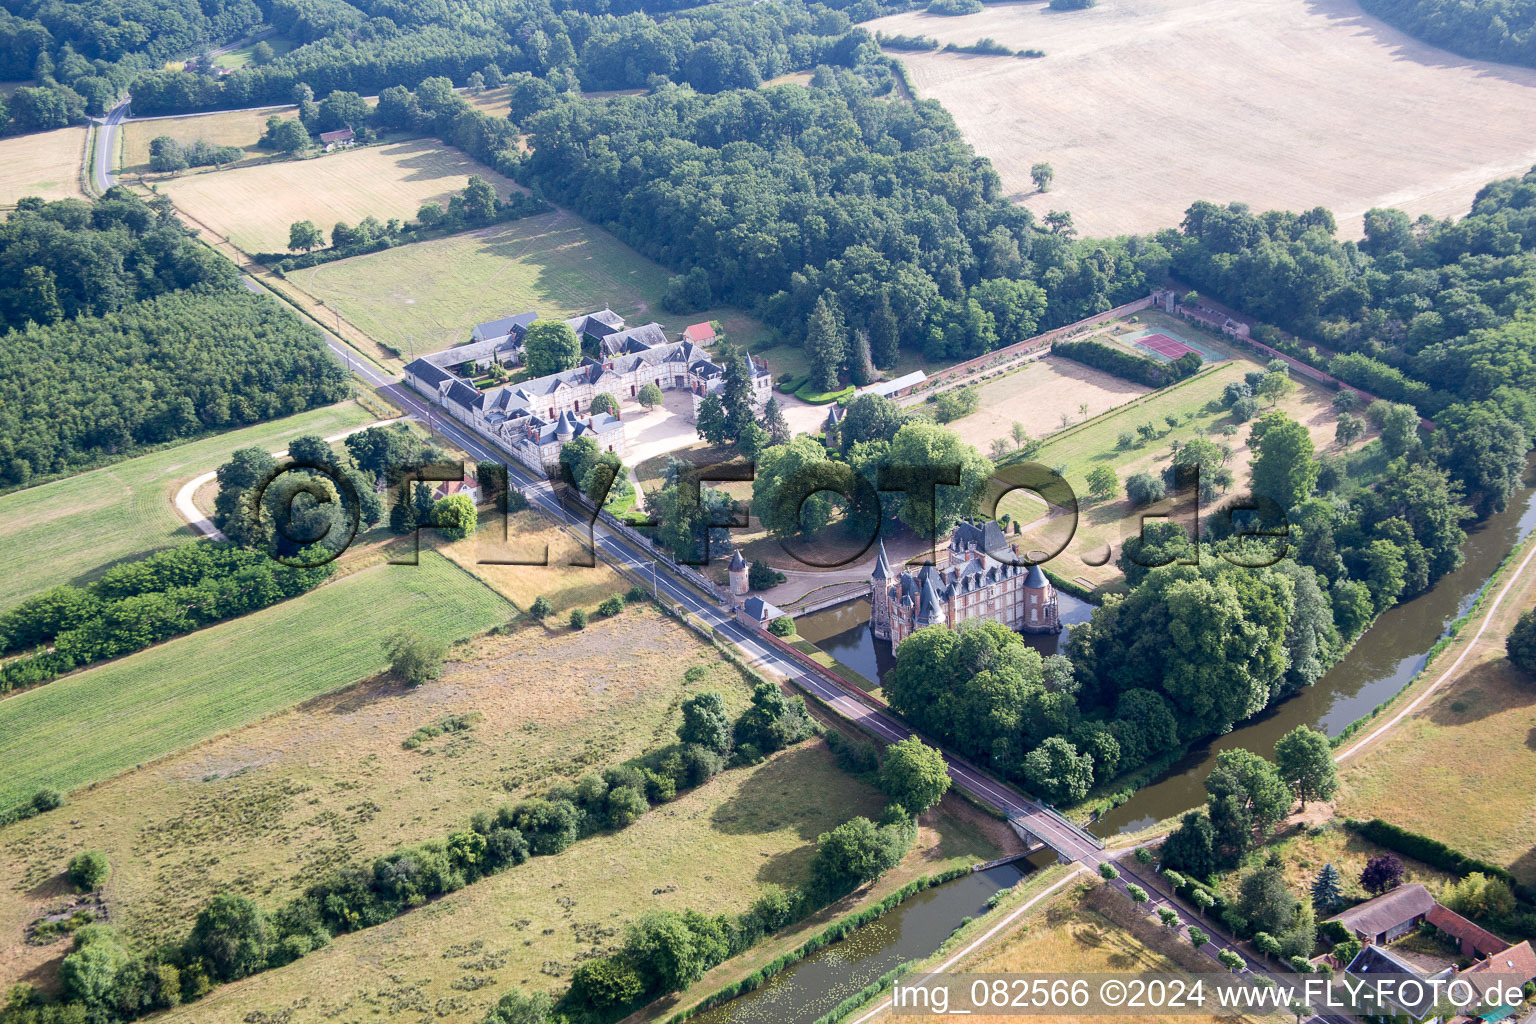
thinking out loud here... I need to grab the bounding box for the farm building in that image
[1326,883,1436,945]
[319,128,355,151]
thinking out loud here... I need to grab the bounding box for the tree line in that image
[0,542,333,695]
[1357,0,1536,69]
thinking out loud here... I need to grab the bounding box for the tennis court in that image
[1117,324,1228,364]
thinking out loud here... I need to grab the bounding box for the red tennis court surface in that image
[1137,333,1195,359]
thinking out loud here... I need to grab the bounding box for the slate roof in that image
[1328,884,1436,939]
[742,596,783,623]
[405,357,454,389]
[471,311,537,343]
[567,309,624,342]
[872,538,891,580]
[1025,563,1049,589]
[444,380,483,411]
[1344,945,1450,1019]
[729,549,746,571]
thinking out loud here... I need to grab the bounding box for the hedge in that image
[1054,339,1174,388]
[1344,818,1529,898]
[795,383,856,404]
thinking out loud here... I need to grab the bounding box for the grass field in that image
[290,208,769,367]
[933,354,1149,453]
[0,605,752,981]
[0,400,379,609]
[0,127,87,206]
[1336,539,1536,884]
[118,105,299,174]
[870,0,1536,239]
[0,551,511,811]
[158,137,521,252]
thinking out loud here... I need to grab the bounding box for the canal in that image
[685,861,1037,1024]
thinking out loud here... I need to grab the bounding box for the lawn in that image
[213,35,296,69]
[0,126,87,206]
[0,551,512,812]
[157,136,520,252]
[290,208,769,368]
[1336,536,1536,884]
[118,105,299,174]
[997,351,1356,587]
[0,399,379,609]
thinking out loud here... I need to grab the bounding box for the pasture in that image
[870,0,1536,238]
[1336,536,1536,884]
[157,137,522,252]
[0,127,87,206]
[118,105,298,174]
[0,551,511,812]
[0,400,379,609]
[290,208,767,365]
[214,35,296,69]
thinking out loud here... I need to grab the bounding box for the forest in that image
[1357,0,1536,69]
[0,192,348,487]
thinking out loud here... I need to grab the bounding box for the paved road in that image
[90,96,131,192]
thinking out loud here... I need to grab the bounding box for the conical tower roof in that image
[871,537,892,580]
[729,549,746,572]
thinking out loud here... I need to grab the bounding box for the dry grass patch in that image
[118,105,299,174]
[437,510,635,613]
[1336,545,1536,883]
[871,0,1536,238]
[0,607,757,988]
[0,127,86,206]
[857,879,1280,1024]
[159,137,521,252]
[289,209,768,368]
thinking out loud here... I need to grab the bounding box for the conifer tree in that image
[1310,862,1344,912]
[869,291,899,369]
[806,293,846,391]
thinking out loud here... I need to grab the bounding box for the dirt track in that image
[871,0,1536,238]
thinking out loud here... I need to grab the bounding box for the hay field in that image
[1336,535,1536,883]
[118,105,298,174]
[0,127,87,206]
[291,208,766,362]
[158,138,522,251]
[439,509,635,613]
[870,0,1536,238]
[0,551,511,811]
[0,400,378,609]
[0,607,763,982]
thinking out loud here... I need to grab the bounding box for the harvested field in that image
[0,127,87,206]
[0,551,511,812]
[158,137,521,252]
[0,400,378,609]
[291,208,767,366]
[870,0,1536,238]
[118,105,298,174]
[439,510,636,613]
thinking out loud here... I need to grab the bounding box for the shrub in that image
[187,893,271,981]
[606,785,649,828]
[598,595,625,617]
[67,851,111,892]
[1125,471,1167,507]
[529,595,552,619]
[569,608,588,630]
[748,559,785,591]
[32,788,62,813]
[767,616,795,637]
[626,584,649,603]
[383,630,448,687]
[1508,608,1536,676]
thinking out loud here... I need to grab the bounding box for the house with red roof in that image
[683,322,716,344]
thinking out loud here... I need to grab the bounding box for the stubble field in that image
[870,0,1536,238]
[0,126,87,206]
[158,138,522,252]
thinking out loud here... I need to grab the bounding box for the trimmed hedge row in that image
[1344,818,1531,899]
[1053,339,1199,389]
